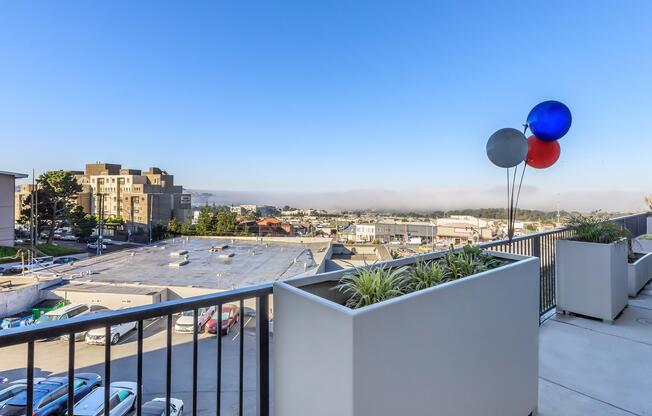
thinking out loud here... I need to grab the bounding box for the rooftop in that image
[48,237,330,290]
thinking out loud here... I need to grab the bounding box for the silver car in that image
[71,382,137,416]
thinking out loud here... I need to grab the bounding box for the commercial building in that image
[354,221,436,243]
[436,215,493,245]
[230,204,278,217]
[1,171,28,246]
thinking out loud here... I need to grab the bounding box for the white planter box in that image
[647,216,652,234]
[556,239,628,323]
[632,235,652,253]
[628,252,652,296]
[274,251,540,416]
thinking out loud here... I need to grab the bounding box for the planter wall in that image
[628,252,652,296]
[556,239,627,322]
[647,216,652,234]
[274,251,540,416]
[632,236,652,253]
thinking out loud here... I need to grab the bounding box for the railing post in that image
[532,235,541,258]
[257,295,270,416]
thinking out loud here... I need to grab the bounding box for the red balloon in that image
[526,135,560,169]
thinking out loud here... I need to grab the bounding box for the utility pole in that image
[96,193,105,256]
[149,195,154,244]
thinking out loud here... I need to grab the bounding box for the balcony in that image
[0,213,650,415]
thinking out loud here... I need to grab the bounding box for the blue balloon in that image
[526,100,572,141]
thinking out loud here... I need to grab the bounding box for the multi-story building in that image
[1,171,27,246]
[79,163,191,233]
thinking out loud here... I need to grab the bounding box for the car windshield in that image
[222,312,230,321]
[38,314,60,323]
[180,311,194,317]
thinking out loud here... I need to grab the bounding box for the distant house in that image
[256,217,294,236]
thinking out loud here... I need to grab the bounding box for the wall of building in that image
[0,277,63,318]
[51,287,168,310]
[0,174,16,246]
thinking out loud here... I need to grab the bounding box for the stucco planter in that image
[556,239,628,323]
[632,235,652,253]
[274,251,540,416]
[628,252,652,296]
[647,216,652,234]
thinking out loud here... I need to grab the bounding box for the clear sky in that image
[1,1,651,211]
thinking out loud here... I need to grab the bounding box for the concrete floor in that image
[538,280,652,416]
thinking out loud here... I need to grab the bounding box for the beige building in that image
[1,171,28,246]
[80,163,191,233]
[14,164,191,234]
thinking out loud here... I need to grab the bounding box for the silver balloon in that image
[486,128,528,168]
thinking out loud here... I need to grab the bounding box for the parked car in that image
[60,235,78,242]
[102,239,114,245]
[1,311,35,330]
[204,304,240,335]
[37,304,90,325]
[86,243,107,251]
[0,373,101,416]
[60,306,111,342]
[0,378,45,407]
[70,382,137,416]
[85,320,137,345]
[141,398,183,416]
[53,257,78,265]
[174,306,215,334]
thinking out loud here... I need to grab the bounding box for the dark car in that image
[0,373,101,416]
[204,304,240,335]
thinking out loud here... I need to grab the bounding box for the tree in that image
[151,224,169,241]
[20,171,82,243]
[70,207,98,242]
[215,209,237,235]
[196,206,216,235]
[168,218,182,235]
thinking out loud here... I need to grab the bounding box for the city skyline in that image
[2,1,652,212]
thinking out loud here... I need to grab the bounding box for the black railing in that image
[0,284,272,416]
[481,212,648,316]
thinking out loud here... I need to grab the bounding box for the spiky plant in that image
[444,249,478,280]
[334,265,407,309]
[565,214,629,244]
[401,258,449,293]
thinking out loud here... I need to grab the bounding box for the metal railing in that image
[480,212,648,316]
[0,284,272,416]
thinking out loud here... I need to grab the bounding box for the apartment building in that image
[1,171,27,246]
[80,163,191,233]
[355,221,436,243]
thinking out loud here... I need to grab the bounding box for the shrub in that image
[565,214,629,244]
[334,265,407,309]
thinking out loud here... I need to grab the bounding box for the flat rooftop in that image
[49,237,330,290]
[538,281,652,415]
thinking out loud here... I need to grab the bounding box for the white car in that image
[60,235,79,241]
[60,306,111,342]
[72,381,137,416]
[85,320,137,345]
[87,243,107,250]
[141,398,184,416]
[0,378,45,407]
[174,306,215,334]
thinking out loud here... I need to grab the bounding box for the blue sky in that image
[1,1,651,211]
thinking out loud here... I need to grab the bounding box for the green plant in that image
[641,234,652,241]
[401,258,449,292]
[565,214,629,244]
[334,265,408,309]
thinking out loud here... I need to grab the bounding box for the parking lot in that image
[0,310,269,415]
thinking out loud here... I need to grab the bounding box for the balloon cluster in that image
[486,100,572,241]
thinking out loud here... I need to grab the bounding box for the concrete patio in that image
[539,280,652,415]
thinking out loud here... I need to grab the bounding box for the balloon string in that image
[509,163,518,242]
[513,162,528,234]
